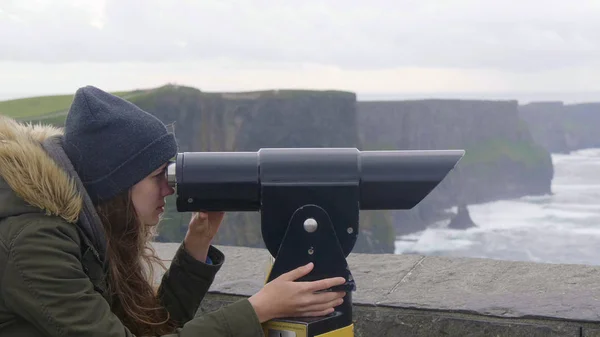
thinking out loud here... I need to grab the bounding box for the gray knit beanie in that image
[62,86,178,203]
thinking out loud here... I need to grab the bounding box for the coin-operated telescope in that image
[167,148,464,337]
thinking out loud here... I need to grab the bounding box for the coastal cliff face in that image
[131,86,359,152]
[518,102,570,154]
[131,85,394,253]
[358,100,554,235]
[519,102,600,154]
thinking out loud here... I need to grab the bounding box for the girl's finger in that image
[297,297,344,313]
[298,308,335,317]
[307,291,345,305]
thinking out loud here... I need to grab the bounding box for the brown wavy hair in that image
[95,190,178,335]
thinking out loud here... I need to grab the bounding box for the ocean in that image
[395,148,600,266]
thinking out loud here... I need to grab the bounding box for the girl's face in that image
[131,163,174,226]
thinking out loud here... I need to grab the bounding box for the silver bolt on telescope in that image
[166,147,464,336]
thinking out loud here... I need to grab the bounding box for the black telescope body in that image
[169,148,463,257]
[172,148,463,211]
[167,147,464,336]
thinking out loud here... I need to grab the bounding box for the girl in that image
[0,86,346,337]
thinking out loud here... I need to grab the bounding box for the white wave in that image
[571,148,600,157]
[395,148,600,266]
[396,228,476,254]
[569,227,600,236]
[519,194,553,202]
[544,208,600,219]
[554,148,600,160]
[553,183,600,190]
[551,203,600,211]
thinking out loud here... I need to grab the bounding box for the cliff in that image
[519,101,600,153]
[128,85,394,253]
[518,102,571,153]
[358,100,554,235]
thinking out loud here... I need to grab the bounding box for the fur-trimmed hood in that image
[0,115,82,223]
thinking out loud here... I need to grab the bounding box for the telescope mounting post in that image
[261,161,359,336]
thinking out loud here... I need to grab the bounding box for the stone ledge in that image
[152,243,600,336]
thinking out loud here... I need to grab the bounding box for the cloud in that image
[1,0,600,72]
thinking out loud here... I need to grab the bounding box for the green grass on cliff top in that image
[0,84,354,123]
[461,139,549,168]
[145,84,355,100]
[0,90,138,119]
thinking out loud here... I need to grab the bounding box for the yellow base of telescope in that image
[263,320,354,337]
[168,147,464,337]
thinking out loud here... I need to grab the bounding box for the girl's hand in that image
[248,263,347,323]
[183,211,225,261]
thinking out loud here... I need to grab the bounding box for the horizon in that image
[1,87,598,105]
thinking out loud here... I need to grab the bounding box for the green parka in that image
[0,116,264,336]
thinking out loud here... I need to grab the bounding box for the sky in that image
[2,0,600,103]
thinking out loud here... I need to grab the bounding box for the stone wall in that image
[153,243,600,336]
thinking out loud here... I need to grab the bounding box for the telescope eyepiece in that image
[167,161,177,188]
